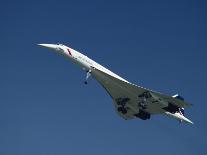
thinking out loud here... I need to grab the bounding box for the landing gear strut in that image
[116,98,130,114]
[84,70,91,84]
[138,91,151,109]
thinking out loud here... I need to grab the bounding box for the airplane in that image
[38,43,193,124]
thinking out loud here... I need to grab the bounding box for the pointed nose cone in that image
[38,44,58,51]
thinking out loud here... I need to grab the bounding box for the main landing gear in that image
[84,70,91,84]
[138,91,152,109]
[135,91,151,120]
[116,98,130,114]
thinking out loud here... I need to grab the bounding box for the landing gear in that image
[135,92,151,120]
[138,99,147,109]
[116,98,130,106]
[117,107,127,114]
[134,110,150,120]
[138,91,151,109]
[116,97,130,114]
[138,91,152,98]
[84,70,91,84]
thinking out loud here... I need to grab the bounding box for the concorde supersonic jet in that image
[38,43,193,124]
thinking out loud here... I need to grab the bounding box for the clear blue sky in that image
[1,0,206,155]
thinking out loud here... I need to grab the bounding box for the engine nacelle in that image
[134,110,150,120]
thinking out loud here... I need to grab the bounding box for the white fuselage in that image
[59,44,129,83]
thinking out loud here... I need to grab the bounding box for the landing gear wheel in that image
[84,70,91,85]
[117,107,122,112]
[138,102,147,109]
[117,107,127,114]
[122,108,127,114]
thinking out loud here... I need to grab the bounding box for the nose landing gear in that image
[84,70,91,84]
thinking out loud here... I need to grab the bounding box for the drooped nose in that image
[38,44,58,51]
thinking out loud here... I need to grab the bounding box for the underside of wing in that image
[91,68,136,119]
[152,91,192,109]
[91,67,192,121]
[91,67,156,120]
